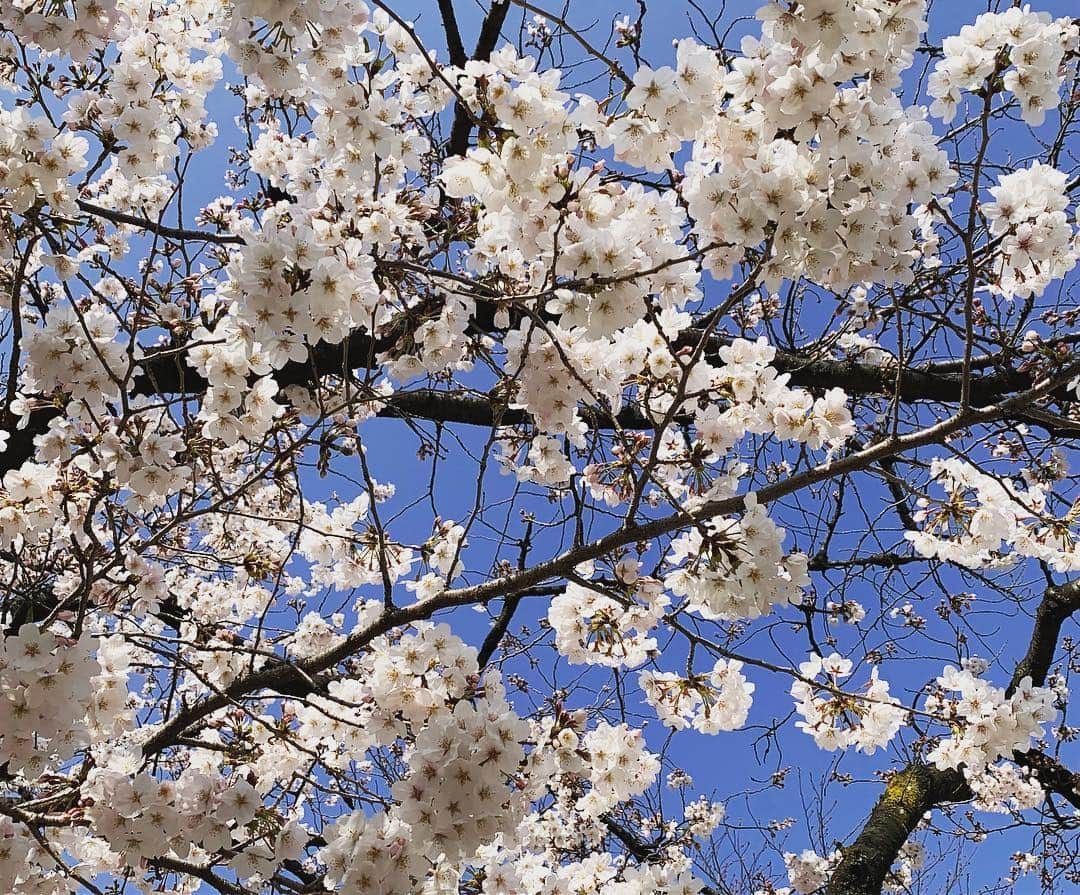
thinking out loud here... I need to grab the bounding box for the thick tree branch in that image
[1010,579,1080,689]
[437,0,468,68]
[76,200,245,245]
[447,0,511,158]
[826,764,969,895]
[477,592,524,668]
[149,856,251,895]
[3,310,1070,476]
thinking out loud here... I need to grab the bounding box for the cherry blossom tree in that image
[2,1,1080,894]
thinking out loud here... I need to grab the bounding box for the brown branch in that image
[437,0,468,68]
[510,0,635,88]
[0,303,1074,485]
[75,200,245,245]
[6,235,40,421]
[149,856,252,895]
[476,592,524,667]
[447,0,512,158]
[1009,579,1080,690]
[826,764,969,895]
[1017,750,1080,811]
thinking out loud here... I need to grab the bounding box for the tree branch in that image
[76,200,245,245]
[437,0,468,68]
[447,0,511,157]
[826,764,969,895]
[1,307,1074,486]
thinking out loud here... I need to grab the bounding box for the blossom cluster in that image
[684,795,726,840]
[473,849,706,895]
[926,666,1058,773]
[791,653,905,754]
[406,518,469,600]
[693,338,857,456]
[577,722,661,817]
[3,0,226,221]
[0,461,65,553]
[392,672,529,862]
[982,162,1078,299]
[907,457,1080,571]
[317,671,528,891]
[87,770,270,870]
[0,625,129,779]
[296,623,478,764]
[0,108,87,215]
[224,0,373,96]
[784,847,840,894]
[683,0,953,292]
[639,659,755,734]
[296,491,415,591]
[24,301,132,413]
[665,494,809,621]
[548,563,669,668]
[968,762,1044,814]
[521,714,662,842]
[318,811,419,895]
[884,841,927,894]
[498,433,576,488]
[928,7,1079,125]
[0,818,37,893]
[0,0,122,63]
[96,0,223,179]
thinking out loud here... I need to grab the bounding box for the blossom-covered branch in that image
[2,2,1080,894]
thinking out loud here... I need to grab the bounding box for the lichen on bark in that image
[826,765,969,895]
